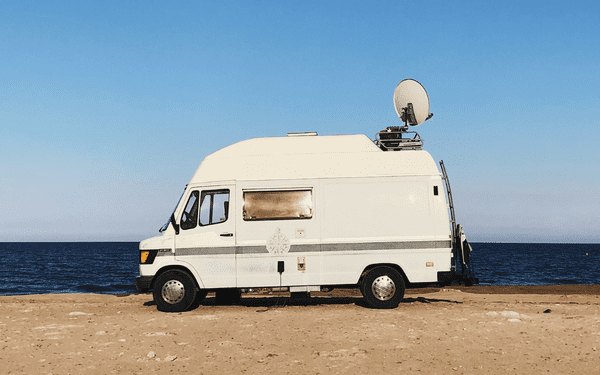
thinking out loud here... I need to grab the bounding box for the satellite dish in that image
[393,79,432,126]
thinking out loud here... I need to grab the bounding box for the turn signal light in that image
[139,250,159,264]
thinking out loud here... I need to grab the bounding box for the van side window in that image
[199,189,230,226]
[243,190,312,221]
[180,190,199,230]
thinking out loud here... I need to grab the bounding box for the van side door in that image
[235,186,321,288]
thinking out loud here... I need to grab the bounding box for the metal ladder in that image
[440,160,478,284]
[439,160,457,272]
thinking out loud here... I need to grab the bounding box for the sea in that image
[0,242,598,296]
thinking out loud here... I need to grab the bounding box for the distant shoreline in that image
[3,284,600,298]
[2,241,600,244]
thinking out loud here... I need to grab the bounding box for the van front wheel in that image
[361,266,405,309]
[153,270,197,312]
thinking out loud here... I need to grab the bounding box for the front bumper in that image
[135,276,153,293]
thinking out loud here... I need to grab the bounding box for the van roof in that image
[190,134,440,184]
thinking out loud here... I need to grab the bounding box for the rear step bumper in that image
[438,271,479,286]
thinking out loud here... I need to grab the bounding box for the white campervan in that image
[136,80,476,311]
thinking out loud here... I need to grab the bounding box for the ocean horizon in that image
[1,242,598,296]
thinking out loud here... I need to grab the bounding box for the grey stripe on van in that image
[290,243,322,253]
[176,240,451,256]
[236,246,269,254]
[320,240,449,252]
[176,247,236,256]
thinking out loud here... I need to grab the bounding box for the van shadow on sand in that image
[142,294,462,310]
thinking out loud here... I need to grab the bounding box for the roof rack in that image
[374,126,423,151]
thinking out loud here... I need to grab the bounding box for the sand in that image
[1,286,599,374]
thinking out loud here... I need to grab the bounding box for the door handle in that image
[220,233,233,237]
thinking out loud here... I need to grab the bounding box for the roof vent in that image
[287,132,318,137]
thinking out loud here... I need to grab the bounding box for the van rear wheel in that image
[153,270,197,312]
[361,266,405,309]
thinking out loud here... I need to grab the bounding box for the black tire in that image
[215,288,241,305]
[189,288,209,310]
[153,270,198,312]
[360,266,405,309]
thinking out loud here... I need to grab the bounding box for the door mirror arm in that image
[170,213,180,235]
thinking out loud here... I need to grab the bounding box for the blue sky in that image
[1,1,599,242]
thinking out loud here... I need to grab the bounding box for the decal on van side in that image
[266,228,291,254]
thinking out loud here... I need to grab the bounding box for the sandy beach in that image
[1,286,599,374]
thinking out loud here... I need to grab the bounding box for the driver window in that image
[200,189,230,226]
[212,192,229,223]
[199,194,211,225]
[180,191,199,230]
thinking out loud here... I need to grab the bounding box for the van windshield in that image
[159,186,187,233]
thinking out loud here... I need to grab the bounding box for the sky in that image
[1,1,599,243]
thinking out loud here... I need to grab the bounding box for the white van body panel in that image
[139,134,453,289]
[190,135,440,183]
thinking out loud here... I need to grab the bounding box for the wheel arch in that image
[358,263,409,287]
[151,265,204,291]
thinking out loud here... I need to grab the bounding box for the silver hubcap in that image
[162,280,185,304]
[371,275,396,301]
